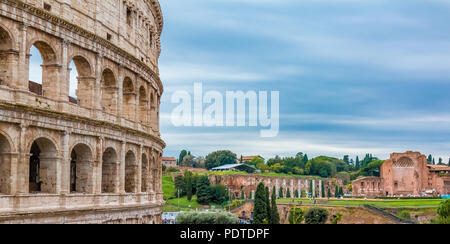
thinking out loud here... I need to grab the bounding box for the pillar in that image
[119,141,126,194]
[60,131,70,194]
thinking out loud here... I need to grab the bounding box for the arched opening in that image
[141,154,149,192]
[29,138,58,194]
[0,26,13,86]
[122,77,135,121]
[70,144,93,194]
[28,41,58,98]
[0,133,11,195]
[68,56,93,106]
[102,147,119,193]
[101,69,118,115]
[125,151,138,193]
[139,86,148,124]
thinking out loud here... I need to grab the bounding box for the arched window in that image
[70,144,93,194]
[0,26,13,86]
[102,147,119,193]
[28,41,58,98]
[0,133,11,195]
[29,138,58,194]
[70,56,94,108]
[125,151,138,193]
[101,69,118,115]
[122,77,135,121]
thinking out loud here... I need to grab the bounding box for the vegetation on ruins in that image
[304,207,330,224]
[253,183,269,224]
[288,206,305,224]
[176,211,239,224]
[270,186,281,224]
[433,199,450,224]
[330,213,343,224]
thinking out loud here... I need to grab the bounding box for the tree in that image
[343,155,349,164]
[427,155,433,164]
[178,150,188,165]
[196,176,211,205]
[278,187,284,199]
[330,213,343,224]
[438,158,443,165]
[286,188,291,198]
[294,189,299,198]
[335,185,339,198]
[434,199,450,224]
[309,180,313,197]
[205,150,237,170]
[177,211,239,224]
[355,156,360,169]
[433,158,436,165]
[265,187,271,222]
[253,183,268,224]
[241,190,245,200]
[185,171,193,201]
[270,187,280,224]
[327,188,331,198]
[174,175,186,197]
[210,184,229,205]
[321,183,325,198]
[305,207,329,224]
[339,187,344,196]
[288,206,305,224]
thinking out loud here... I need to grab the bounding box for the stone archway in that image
[69,55,94,106]
[70,143,93,194]
[102,147,119,193]
[139,86,148,124]
[141,153,149,192]
[28,41,59,98]
[122,77,135,121]
[0,26,13,87]
[29,137,58,194]
[101,69,118,115]
[125,150,138,193]
[0,133,11,195]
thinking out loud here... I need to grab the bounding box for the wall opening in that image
[122,77,135,121]
[102,147,119,193]
[0,26,13,86]
[0,134,11,195]
[101,69,118,115]
[29,138,58,194]
[28,41,58,98]
[125,151,138,193]
[70,144,93,194]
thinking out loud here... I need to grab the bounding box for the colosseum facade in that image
[0,0,165,224]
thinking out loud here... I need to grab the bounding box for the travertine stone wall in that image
[0,0,165,224]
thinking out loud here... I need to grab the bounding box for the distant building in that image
[239,155,265,163]
[162,157,177,168]
[352,151,450,198]
[210,164,257,173]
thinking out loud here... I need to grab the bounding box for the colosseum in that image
[0,0,165,223]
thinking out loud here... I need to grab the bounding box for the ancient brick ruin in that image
[352,151,450,197]
[0,0,165,223]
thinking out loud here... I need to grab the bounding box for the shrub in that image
[167,167,180,173]
[288,207,305,224]
[398,209,411,220]
[434,199,450,224]
[209,184,229,205]
[330,213,343,224]
[176,211,239,224]
[305,207,329,224]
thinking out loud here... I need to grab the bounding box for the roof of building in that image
[162,157,176,161]
[240,155,264,161]
[210,164,257,171]
[428,164,450,171]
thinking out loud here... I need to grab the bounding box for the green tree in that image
[339,187,344,196]
[253,183,268,224]
[241,190,245,200]
[427,155,433,164]
[178,150,188,165]
[265,187,271,222]
[436,199,450,224]
[330,213,343,224]
[335,185,339,197]
[205,150,237,170]
[305,207,329,224]
[185,171,193,201]
[288,206,305,224]
[210,184,229,205]
[196,176,211,205]
[355,156,360,169]
[438,158,443,165]
[294,189,299,198]
[286,189,291,198]
[278,187,284,199]
[270,187,280,224]
[174,175,186,197]
[327,188,331,198]
[309,181,313,197]
[321,183,325,198]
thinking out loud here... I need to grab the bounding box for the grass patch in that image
[162,175,175,200]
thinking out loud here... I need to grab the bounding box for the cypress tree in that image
[309,180,313,197]
[335,185,339,198]
[327,188,331,198]
[294,189,299,198]
[253,183,268,224]
[321,183,325,198]
[279,187,284,199]
[196,176,211,205]
[241,190,245,200]
[270,187,280,224]
[286,189,291,198]
[265,187,271,222]
[339,187,344,196]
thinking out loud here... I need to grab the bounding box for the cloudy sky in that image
[28,0,450,161]
[157,0,450,161]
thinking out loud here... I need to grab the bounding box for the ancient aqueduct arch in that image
[0,0,165,224]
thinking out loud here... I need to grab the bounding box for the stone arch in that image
[394,157,414,168]
[28,40,59,98]
[102,147,119,193]
[141,153,149,192]
[0,132,12,194]
[70,143,93,194]
[139,86,148,124]
[125,150,138,193]
[69,55,95,107]
[101,68,118,115]
[122,77,136,121]
[0,25,14,87]
[29,137,59,194]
